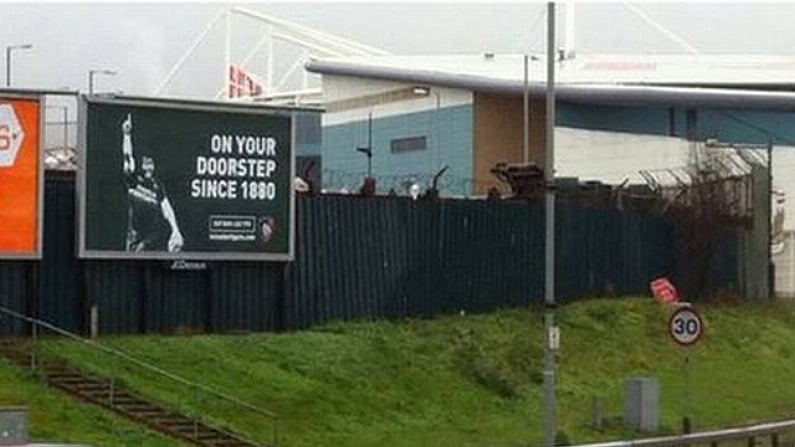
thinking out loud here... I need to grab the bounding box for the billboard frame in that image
[0,92,45,260]
[77,94,296,262]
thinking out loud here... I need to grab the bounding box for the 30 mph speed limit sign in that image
[668,306,704,346]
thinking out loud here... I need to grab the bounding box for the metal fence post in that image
[30,323,37,372]
[193,387,199,439]
[108,377,115,406]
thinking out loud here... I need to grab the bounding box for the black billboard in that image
[78,96,294,260]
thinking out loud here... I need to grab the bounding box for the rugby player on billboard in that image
[121,114,184,253]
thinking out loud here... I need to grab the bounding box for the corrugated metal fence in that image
[0,173,731,336]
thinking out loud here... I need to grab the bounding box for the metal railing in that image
[570,419,795,447]
[0,305,281,446]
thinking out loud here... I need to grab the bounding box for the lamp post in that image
[543,3,558,447]
[356,111,373,177]
[88,69,117,95]
[6,44,33,87]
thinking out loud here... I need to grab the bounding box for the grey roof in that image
[306,59,795,111]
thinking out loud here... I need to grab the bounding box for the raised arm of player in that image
[161,196,184,252]
[122,114,135,174]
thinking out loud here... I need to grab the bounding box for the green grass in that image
[32,298,795,447]
[0,359,188,446]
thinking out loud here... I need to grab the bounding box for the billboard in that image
[0,95,42,259]
[78,96,294,260]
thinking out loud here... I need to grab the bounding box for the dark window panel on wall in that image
[391,136,427,153]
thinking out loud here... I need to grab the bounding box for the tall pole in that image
[367,111,373,177]
[523,54,530,163]
[5,47,10,87]
[768,138,774,300]
[62,107,68,150]
[543,2,557,447]
[436,92,442,169]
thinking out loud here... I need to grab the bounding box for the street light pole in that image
[88,69,117,95]
[543,3,558,447]
[63,106,68,149]
[524,54,529,163]
[768,138,774,300]
[356,112,373,177]
[5,44,33,87]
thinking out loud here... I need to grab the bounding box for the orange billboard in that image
[0,96,41,258]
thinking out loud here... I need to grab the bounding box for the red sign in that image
[228,65,263,99]
[650,277,680,304]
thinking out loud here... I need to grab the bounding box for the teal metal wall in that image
[322,104,474,196]
[295,112,322,156]
[321,102,794,201]
[557,102,795,145]
[558,103,684,137]
[696,109,795,144]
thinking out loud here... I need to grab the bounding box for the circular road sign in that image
[668,306,703,347]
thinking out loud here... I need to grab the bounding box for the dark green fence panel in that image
[710,239,740,294]
[413,199,544,317]
[287,196,547,328]
[142,266,208,334]
[555,205,677,301]
[38,172,81,333]
[403,199,435,317]
[494,201,545,306]
[94,261,285,335]
[286,195,412,329]
[210,263,283,332]
[625,212,675,295]
[13,176,743,336]
[0,262,27,335]
[555,205,584,301]
[87,261,144,335]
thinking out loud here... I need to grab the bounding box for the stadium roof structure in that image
[155,6,389,106]
[306,53,795,111]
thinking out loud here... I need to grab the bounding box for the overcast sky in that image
[0,0,794,144]
[3,2,795,100]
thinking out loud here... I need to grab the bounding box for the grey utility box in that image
[624,378,659,432]
[0,406,27,445]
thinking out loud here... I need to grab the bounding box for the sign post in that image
[668,305,704,433]
[668,306,703,347]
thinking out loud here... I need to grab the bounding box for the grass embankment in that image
[33,298,795,447]
[0,360,187,446]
